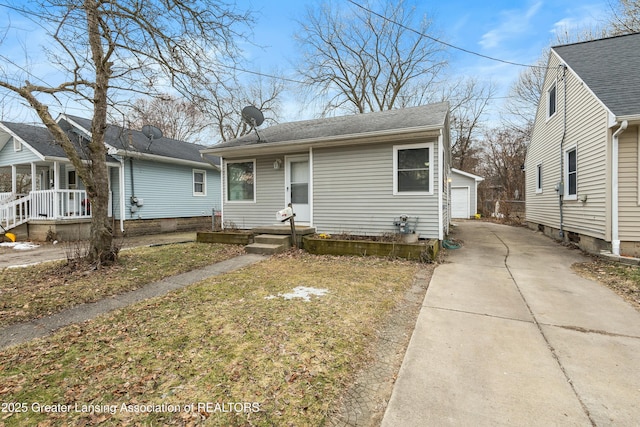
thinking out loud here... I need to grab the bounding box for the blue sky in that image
[238,0,610,121]
[0,0,611,125]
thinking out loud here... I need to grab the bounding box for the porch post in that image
[31,162,37,192]
[11,165,17,194]
[53,161,60,190]
[53,161,60,219]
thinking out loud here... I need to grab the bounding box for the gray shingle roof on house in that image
[63,115,220,167]
[211,102,449,150]
[1,121,119,163]
[553,32,640,117]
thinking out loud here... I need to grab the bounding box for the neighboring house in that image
[0,116,220,240]
[450,168,483,219]
[201,103,452,240]
[525,33,640,257]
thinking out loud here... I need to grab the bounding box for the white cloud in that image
[479,1,543,50]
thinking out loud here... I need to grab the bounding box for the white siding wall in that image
[313,140,441,238]
[526,52,610,240]
[618,125,640,240]
[222,154,289,229]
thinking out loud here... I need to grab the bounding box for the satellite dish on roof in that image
[141,125,163,140]
[141,125,163,151]
[241,106,264,141]
[242,106,264,127]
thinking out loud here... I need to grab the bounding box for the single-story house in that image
[201,102,452,240]
[450,168,483,219]
[525,32,640,257]
[0,115,220,240]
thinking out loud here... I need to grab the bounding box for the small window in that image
[13,138,22,152]
[565,148,577,199]
[547,83,557,118]
[393,143,433,195]
[536,164,543,193]
[226,160,255,202]
[193,169,206,196]
[67,169,77,189]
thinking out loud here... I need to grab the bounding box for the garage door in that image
[451,187,470,219]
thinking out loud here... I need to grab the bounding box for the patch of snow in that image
[265,286,329,302]
[0,241,40,250]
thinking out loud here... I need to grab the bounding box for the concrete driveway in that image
[382,221,640,426]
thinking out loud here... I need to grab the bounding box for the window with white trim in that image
[226,160,255,202]
[565,147,577,199]
[393,143,433,195]
[547,82,557,119]
[193,169,206,196]
[536,163,543,193]
[13,137,21,152]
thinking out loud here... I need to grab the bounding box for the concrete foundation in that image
[526,221,611,255]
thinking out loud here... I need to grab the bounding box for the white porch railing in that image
[0,190,103,231]
[0,192,15,204]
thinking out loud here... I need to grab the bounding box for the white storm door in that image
[285,155,310,223]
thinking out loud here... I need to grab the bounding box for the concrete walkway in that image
[0,253,266,350]
[382,221,640,426]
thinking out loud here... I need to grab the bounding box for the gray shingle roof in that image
[553,32,640,117]
[63,115,219,167]
[1,121,116,162]
[211,102,449,150]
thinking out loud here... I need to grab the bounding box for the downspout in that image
[118,157,125,233]
[558,64,567,239]
[611,120,628,256]
[129,157,135,218]
[438,128,445,240]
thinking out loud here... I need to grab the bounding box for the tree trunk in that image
[84,0,115,265]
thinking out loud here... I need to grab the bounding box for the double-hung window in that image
[547,82,557,119]
[393,143,433,195]
[565,147,577,200]
[226,160,255,202]
[536,163,543,193]
[193,169,206,196]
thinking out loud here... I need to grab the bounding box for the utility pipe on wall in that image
[558,64,567,239]
[611,120,628,256]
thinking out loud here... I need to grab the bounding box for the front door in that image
[285,155,310,223]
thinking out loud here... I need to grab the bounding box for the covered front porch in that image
[0,160,114,239]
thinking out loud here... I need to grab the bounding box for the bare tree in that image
[442,78,495,172]
[502,53,548,136]
[295,0,447,115]
[127,96,211,145]
[478,127,528,218]
[607,0,640,34]
[0,0,251,264]
[207,74,284,142]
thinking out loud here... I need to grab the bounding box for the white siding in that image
[525,52,610,240]
[618,125,640,240]
[222,154,290,229]
[313,140,441,238]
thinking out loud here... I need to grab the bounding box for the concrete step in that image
[254,234,291,247]
[252,225,316,235]
[245,243,286,255]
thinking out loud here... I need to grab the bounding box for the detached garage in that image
[451,168,483,219]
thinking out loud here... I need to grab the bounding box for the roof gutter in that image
[201,126,443,157]
[611,119,628,256]
[108,149,218,169]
